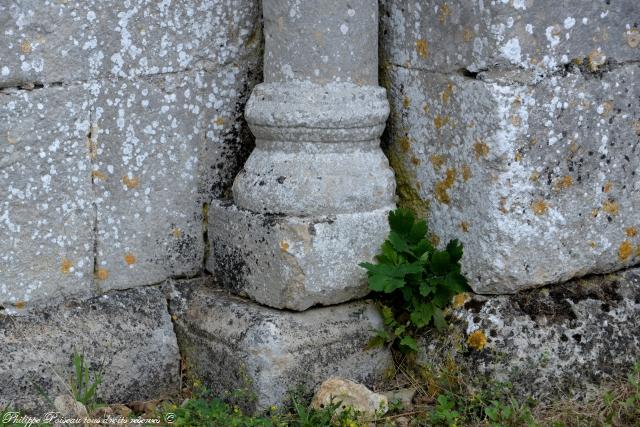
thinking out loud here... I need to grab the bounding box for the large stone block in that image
[381,0,640,74]
[417,268,640,400]
[0,0,261,85]
[0,86,94,308]
[385,63,640,293]
[168,281,392,411]
[91,73,205,291]
[0,286,180,413]
[206,199,392,310]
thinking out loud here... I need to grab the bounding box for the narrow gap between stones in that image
[87,109,100,293]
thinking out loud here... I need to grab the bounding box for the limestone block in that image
[0,0,261,85]
[0,86,94,308]
[168,282,392,411]
[310,377,389,416]
[206,199,393,310]
[385,63,640,293]
[381,0,640,74]
[91,73,205,291]
[417,268,640,400]
[0,286,180,414]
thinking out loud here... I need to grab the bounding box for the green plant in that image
[430,393,460,426]
[360,208,470,352]
[69,353,102,412]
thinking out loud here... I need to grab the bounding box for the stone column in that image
[208,0,396,311]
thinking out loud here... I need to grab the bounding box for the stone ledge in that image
[206,199,393,310]
[0,286,180,414]
[167,281,392,411]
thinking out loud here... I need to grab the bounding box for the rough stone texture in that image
[168,280,392,411]
[382,1,640,293]
[234,81,395,216]
[0,85,95,308]
[0,0,261,85]
[207,199,392,310]
[264,0,378,85]
[0,286,180,414]
[417,268,640,401]
[92,73,205,291]
[381,0,640,74]
[310,377,389,416]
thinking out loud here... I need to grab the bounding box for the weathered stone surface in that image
[92,73,205,291]
[234,82,395,216]
[0,286,180,413]
[168,281,392,411]
[0,86,94,308]
[310,377,389,416]
[417,268,640,401]
[0,0,261,85]
[263,0,378,84]
[207,199,392,310]
[381,0,640,74]
[385,61,640,293]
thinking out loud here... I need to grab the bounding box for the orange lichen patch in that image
[473,140,489,159]
[14,301,26,309]
[279,240,289,252]
[438,3,451,24]
[398,136,411,152]
[429,233,441,247]
[434,115,449,129]
[463,28,473,43]
[214,116,225,126]
[415,39,429,59]
[618,241,634,261]
[422,104,430,114]
[599,100,614,116]
[530,171,540,182]
[20,40,32,54]
[171,227,182,238]
[122,175,140,189]
[434,168,456,204]
[510,115,522,126]
[171,314,178,321]
[591,208,599,218]
[514,150,522,162]
[452,292,470,308]
[60,258,73,274]
[441,83,454,104]
[603,181,613,193]
[459,221,469,233]
[602,199,619,216]
[124,253,136,265]
[91,170,107,181]
[633,120,640,136]
[589,241,597,249]
[402,96,411,109]
[499,197,509,214]
[626,28,640,48]
[430,154,446,170]
[95,268,109,280]
[588,50,606,71]
[625,227,638,237]
[467,330,487,351]
[532,199,548,215]
[410,156,421,166]
[461,164,472,182]
[554,175,573,191]
[569,142,580,153]
[511,97,522,109]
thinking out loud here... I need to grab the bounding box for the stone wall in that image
[0,0,262,311]
[381,0,640,294]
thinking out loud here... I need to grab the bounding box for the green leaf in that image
[380,305,396,326]
[412,239,433,258]
[445,271,470,293]
[430,250,451,275]
[410,303,434,328]
[408,219,428,244]
[365,333,387,350]
[368,274,405,293]
[433,307,447,331]
[388,208,415,236]
[380,241,399,264]
[388,231,412,255]
[399,335,418,353]
[418,280,435,297]
[446,239,464,262]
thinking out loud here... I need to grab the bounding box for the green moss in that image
[385,147,430,219]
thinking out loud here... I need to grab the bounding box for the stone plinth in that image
[168,282,392,412]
